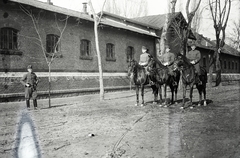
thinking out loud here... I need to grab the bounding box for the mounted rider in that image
[186,43,202,85]
[139,46,152,73]
[159,45,177,86]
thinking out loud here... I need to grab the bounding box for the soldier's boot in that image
[33,99,38,110]
[26,99,30,110]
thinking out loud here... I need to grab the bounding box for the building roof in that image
[10,0,93,22]
[9,0,158,38]
[194,34,240,57]
[132,12,182,30]
[99,11,159,30]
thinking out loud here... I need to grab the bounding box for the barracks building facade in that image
[0,0,239,101]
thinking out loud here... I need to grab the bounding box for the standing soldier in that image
[20,65,38,110]
[159,45,177,86]
[186,43,202,85]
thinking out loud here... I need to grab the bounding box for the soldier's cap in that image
[27,65,32,69]
[165,45,170,49]
[142,46,147,50]
[190,43,196,47]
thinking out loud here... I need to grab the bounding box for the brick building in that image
[0,0,158,100]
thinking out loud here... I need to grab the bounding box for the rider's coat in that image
[186,49,201,75]
[139,52,151,66]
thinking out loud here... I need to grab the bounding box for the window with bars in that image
[228,61,230,69]
[80,39,91,59]
[224,60,227,69]
[106,43,115,61]
[126,46,134,62]
[46,34,60,53]
[232,61,234,70]
[0,27,18,50]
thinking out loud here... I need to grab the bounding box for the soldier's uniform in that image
[139,52,151,66]
[20,65,38,109]
[186,44,202,84]
[159,48,177,85]
[159,51,176,75]
[186,49,201,75]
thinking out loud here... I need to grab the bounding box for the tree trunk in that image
[94,22,104,100]
[48,64,51,108]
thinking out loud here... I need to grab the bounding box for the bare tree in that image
[158,0,172,56]
[228,20,240,51]
[88,0,107,101]
[159,0,201,57]
[208,0,232,86]
[20,5,69,107]
[104,0,148,18]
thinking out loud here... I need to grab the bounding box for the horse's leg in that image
[152,85,158,104]
[197,85,202,107]
[164,84,168,107]
[135,85,139,106]
[174,85,178,105]
[189,84,194,109]
[141,85,144,106]
[181,84,186,109]
[171,85,174,105]
[203,84,207,106]
[159,85,163,107]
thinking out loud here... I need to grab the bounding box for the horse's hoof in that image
[140,104,144,107]
[164,104,168,108]
[204,102,207,106]
[180,106,184,109]
[190,106,193,109]
[159,104,163,107]
[135,103,138,106]
[153,102,157,105]
[175,102,178,105]
[198,103,201,107]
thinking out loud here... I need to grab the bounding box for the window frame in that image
[80,39,92,60]
[126,46,134,62]
[46,34,60,54]
[106,43,116,61]
[0,27,22,55]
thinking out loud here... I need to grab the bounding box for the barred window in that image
[232,61,234,70]
[106,43,115,61]
[80,39,91,57]
[46,34,59,53]
[228,61,231,69]
[0,27,18,50]
[126,46,134,62]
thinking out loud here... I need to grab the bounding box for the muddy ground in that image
[0,83,240,158]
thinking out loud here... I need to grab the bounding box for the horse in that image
[127,59,151,106]
[175,54,207,109]
[148,58,180,106]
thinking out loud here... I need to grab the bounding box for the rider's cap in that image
[27,65,32,69]
[165,45,170,49]
[142,46,147,50]
[190,43,196,47]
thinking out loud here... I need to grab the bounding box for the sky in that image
[38,0,240,41]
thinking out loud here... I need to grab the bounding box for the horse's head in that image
[127,59,137,76]
[174,53,191,71]
[147,57,156,72]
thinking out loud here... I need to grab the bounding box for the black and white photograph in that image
[0,0,240,157]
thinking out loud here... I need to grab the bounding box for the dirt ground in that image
[0,83,240,158]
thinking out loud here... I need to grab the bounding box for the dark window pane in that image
[0,27,18,50]
[46,34,59,53]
